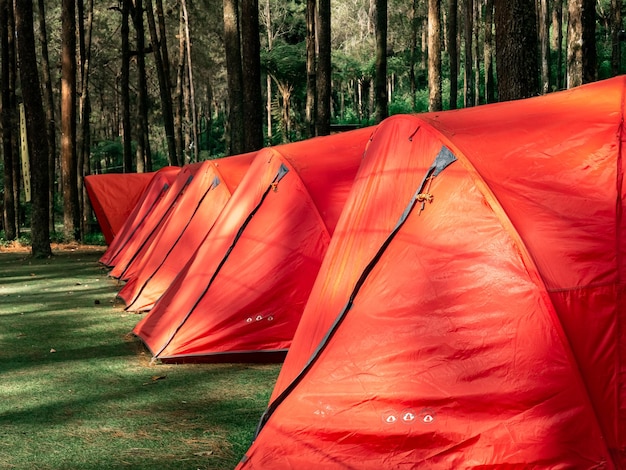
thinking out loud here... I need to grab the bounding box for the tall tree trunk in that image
[305,0,316,137]
[581,0,597,83]
[409,0,419,110]
[146,0,178,166]
[611,0,622,75]
[9,1,19,235]
[78,0,94,235]
[315,0,331,135]
[567,0,583,87]
[14,0,51,257]
[181,0,198,161]
[241,0,264,151]
[428,0,442,111]
[175,11,185,163]
[61,0,79,241]
[77,0,85,235]
[133,0,149,172]
[375,0,389,120]
[265,0,273,139]
[36,0,56,236]
[0,0,15,240]
[472,0,480,103]
[448,0,458,109]
[484,0,495,102]
[552,0,564,88]
[494,0,539,100]
[223,0,244,154]
[464,0,474,107]
[121,0,133,172]
[539,0,550,93]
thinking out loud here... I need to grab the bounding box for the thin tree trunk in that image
[77,0,85,236]
[1,0,16,240]
[241,0,264,151]
[612,0,622,75]
[581,0,596,83]
[428,0,442,111]
[175,11,185,163]
[36,0,56,236]
[375,0,389,120]
[14,0,51,257]
[473,0,480,104]
[539,0,550,93]
[552,0,564,88]
[121,1,133,172]
[224,0,244,154]
[146,0,178,166]
[484,0,495,102]
[266,0,273,139]
[156,0,178,161]
[181,0,198,161]
[61,0,79,241]
[305,0,316,137]
[567,0,583,87]
[182,33,191,163]
[464,0,474,107]
[9,2,19,235]
[448,0,458,109]
[316,0,331,135]
[77,0,94,237]
[133,0,148,172]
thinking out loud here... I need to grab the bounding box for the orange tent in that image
[105,164,206,277]
[132,127,374,362]
[117,153,256,310]
[238,77,626,467]
[99,167,180,265]
[85,169,171,245]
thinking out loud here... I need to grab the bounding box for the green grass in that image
[0,247,281,469]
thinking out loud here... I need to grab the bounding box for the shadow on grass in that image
[0,248,280,469]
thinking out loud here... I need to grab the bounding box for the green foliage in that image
[262,42,307,86]
[82,231,107,246]
[91,139,124,174]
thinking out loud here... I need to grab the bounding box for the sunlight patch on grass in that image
[0,248,281,469]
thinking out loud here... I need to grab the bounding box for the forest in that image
[0,0,622,257]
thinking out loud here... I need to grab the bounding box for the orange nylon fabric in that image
[99,167,180,266]
[84,172,155,245]
[132,127,374,362]
[107,163,204,278]
[239,78,626,468]
[117,153,256,310]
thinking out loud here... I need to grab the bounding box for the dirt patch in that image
[0,241,106,254]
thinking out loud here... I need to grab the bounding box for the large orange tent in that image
[85,168,175,245]
[238,77,626,467]
[132,127,374,362]
[117,153,256,310]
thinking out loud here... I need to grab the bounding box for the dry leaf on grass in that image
[142,375,167,385]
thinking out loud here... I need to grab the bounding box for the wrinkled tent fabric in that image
[238,77,626,468]
[117,153,257,310]
[99,167,181,266]
[132,127,374,363]
[85,172,155,245]
[106,164,205,278]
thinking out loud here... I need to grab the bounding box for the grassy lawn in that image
[0,246,281,470]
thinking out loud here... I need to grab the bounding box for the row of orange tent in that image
[86,77,626,468]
